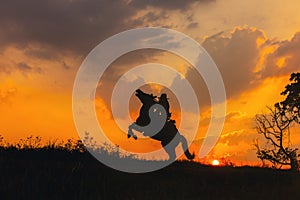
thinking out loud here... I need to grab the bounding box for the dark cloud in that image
[0,51,45,75]
[16,62,43,74]
[183,67,211,109]
[194,28,300,103]
[16,62,33,73]
[276,32,300,56]
[129,0,214,10]
[187,22,199,29]
[24,47,59,61]
[0,0,213,55]
[140,11,169,22]
[263,32,300,77]
[0,0,139,54]
[61,61,71,70]
[200,28,264,99]
[0,61,42,75]
[184,27,300,107]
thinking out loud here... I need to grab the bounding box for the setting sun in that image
[212,160,220,166]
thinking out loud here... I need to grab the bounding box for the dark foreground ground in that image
[1,149,300,200]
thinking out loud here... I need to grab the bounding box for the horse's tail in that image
[179,135,195,160]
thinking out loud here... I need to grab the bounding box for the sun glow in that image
[212,159,220,166]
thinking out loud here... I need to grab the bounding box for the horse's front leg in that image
[128,123,138,140]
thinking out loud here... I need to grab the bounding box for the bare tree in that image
[255,106,299,171]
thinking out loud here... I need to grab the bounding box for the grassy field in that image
[1,145,300,200]
[0,136,300,200]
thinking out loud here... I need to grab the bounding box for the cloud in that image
[16,62,43,75]
[139,11,169,23]
[0,0,139,54]
[129,0,214,10]
[197,27,300,105]
[0,0,214,56]
[218,129,255,146]
[187,22,199,29]
[201,27,265,99]
[0,57,43,76]
[162,27,268,110]
[24,47,60,61]
[0,54,43,76]
[262,32,300,77]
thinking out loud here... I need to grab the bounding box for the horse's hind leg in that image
[163,143,176,161]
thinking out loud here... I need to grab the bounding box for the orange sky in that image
[1,0,300,165]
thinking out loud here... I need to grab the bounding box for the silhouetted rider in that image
[158,93,171,120]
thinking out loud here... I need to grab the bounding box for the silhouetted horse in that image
[128,89,195,161]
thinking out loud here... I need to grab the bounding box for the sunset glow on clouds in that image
[1,0,300,164]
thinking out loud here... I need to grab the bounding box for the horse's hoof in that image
[133,135,138,140]
[127,134,131,139]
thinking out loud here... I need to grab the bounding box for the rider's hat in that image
[159,93,169,99]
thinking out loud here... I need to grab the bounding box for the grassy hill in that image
[1,145,300,200]
[0,135,300,200]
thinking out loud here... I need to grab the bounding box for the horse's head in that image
[135,89,157,106]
